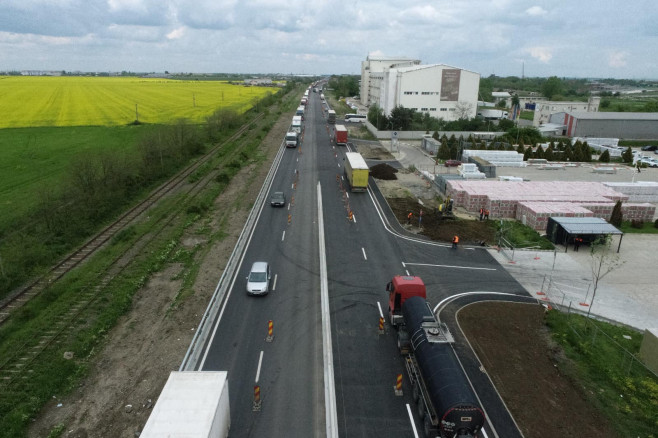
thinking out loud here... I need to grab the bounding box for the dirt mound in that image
[370,163,398,180]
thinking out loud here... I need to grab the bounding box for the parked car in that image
[641,145,657,151]
[246,262,270,295]
[444,159,462,167]
[270,191,286,207]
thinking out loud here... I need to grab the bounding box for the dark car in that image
[270,191,286,207]
[444,160,462,167]
[641,145,657,151]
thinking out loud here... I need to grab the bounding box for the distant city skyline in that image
[1,1,657,79]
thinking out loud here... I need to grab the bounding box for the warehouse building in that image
[533,97,600,126]
[361,58,480,122]
[360,55,420,106]
[549,111,658,139]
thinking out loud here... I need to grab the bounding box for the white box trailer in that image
[141,371,230,438]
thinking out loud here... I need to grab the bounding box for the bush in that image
[654,219,658,229]
[630,220,643,229]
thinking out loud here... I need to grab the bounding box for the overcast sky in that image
[1,0,656,79]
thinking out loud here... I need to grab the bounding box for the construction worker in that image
[452,235,459,249]
[479,207,484,221]
[484,209,490,220]
[574,236,583,251]
[407,211,413,225]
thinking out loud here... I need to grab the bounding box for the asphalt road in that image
[198,88,533,438]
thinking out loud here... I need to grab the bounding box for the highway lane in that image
[201,90,325,437]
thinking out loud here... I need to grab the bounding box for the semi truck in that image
[335,124,348,146]
[476,109,508,120]
[327,109,336,124]
[387,276,486,438]
[344,152,369,192]
[285,131,299,148]
[141,371,230,438]
[291,115,303,133]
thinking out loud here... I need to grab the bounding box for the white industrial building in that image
[549,111,658,139]
[361,56,480,122]
[360,55,420,106]
[533,97,600,126]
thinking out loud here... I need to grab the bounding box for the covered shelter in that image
[546,217,624,253]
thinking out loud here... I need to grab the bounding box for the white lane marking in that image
[404,262,496,271]
[272,274,277,291]
[402,262,406,268]
[482,427,489,438]
[318,182,338,437]
[376,301,384,319]
[361,247,367,260]
[255,350,264,383]
[291,183,294,189]
[352,213,357,223]
[341,176,344,181]
[406,404,419,438]
[337,163,340,168]
[405,270,410,276]
[434,291,537,314]
[288,203,291,210]
[346,192,349,199]
[282,230,286,241]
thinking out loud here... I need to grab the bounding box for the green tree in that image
[438,139,451,160]
[516,143,525,154]
[367,104,387,130]
[541,76,563,99]
[599,150,610,162]
[609,200,623,227]
[621,146,633,164]
[389,105,415,130]
[544,145,554,161]
[535,145,545,158]
[523,147,533,161]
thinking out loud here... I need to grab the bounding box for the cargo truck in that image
[335,124,348,146]
[285,131,299,148]
[291,115,303,133]
[386,276,485,438]
[476,109,508,120]
[344,152,369,192]
[141,371,230,438]
[327,109,336,124]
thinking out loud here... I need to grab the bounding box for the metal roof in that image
[565,111,658,121]
[550,217,623,235]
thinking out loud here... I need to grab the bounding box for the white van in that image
[285,131,299,148]
[345,113,367,123]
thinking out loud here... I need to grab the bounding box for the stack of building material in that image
[583,203,655,222]
[446,180,630,219]
[516,202,593,231]
[461,150,525,167]
[458,163,486,179]
[603,182,658,203]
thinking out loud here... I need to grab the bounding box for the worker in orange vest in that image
[407,211,413,224]
[452,235,459,249]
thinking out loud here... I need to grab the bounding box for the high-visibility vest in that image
[453,236,459,243]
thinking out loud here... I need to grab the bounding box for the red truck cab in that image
[387,275,426,326]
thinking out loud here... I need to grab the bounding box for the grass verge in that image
[496,219,555,250]
[546,310,658,437]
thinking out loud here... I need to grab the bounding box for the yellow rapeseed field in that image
[0,76,275,128]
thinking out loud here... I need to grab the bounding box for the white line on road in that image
[291,183,294,189]
[352,213,357,223]
[282,230,286,241]
[362,247,367,260]
[376,301,384,319]
[288,203,291,210]
[317,182,338,438]
[403,262,496,271]
[402,262,406,268]
[255,350,264,384]
[337,163,340,168]
[406,270,410,276]
[345,192,349,199]
[406,404,419,438]
[341,175,344,181]
[272,274,277,291]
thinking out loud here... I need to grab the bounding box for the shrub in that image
[654,219,658,229]
[630,220,643,229]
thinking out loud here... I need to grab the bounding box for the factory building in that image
[533,97,600,126]
[548,111,658,139]
[360,55,420,106]
[361,56,480,122]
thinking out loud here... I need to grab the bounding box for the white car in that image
[246,262,270,295]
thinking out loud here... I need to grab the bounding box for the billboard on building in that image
[440,69,461,101]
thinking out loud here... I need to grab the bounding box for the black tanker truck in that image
[389,277,485,438]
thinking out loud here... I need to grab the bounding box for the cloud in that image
[608,51,628,68]
[526,46,553,63]
[525,6,548,16]
[166,27,185,40]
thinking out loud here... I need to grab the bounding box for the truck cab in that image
[387,275,426,326]
[285,131,299,148]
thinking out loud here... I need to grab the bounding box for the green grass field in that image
[0,76,274,128]
[0,125,161,231]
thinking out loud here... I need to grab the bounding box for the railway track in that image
[0,112,270,383]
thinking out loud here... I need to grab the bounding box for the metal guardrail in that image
[179,140,287,371]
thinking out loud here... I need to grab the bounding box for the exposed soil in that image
[459,302,619,438]
[29,126,617,438]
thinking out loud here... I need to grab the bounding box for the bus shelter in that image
[546,217,624,253]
